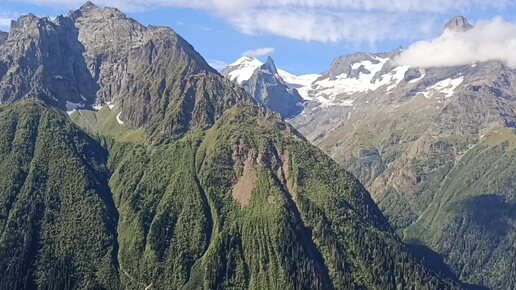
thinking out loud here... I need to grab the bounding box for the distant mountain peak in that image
[80,1,98,10]
[74,0,126,19]
[262,56,278,75]
[235,55,258,64]
[444,16,473,32]
[222,56,263,84]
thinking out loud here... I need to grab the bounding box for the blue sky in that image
[1,0,516,74]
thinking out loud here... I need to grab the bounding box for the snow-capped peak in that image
[224,56,263,84]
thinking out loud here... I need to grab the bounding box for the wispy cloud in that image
[242,47,275,58]
[208,59,228,71]
[8,0,515,43]
[395,17,516,68]
[20,0,509,13]
[231,10,438,43]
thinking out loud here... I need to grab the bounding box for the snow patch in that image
[227,56,263,84]
[386,65,410,92]
[351,60,374,70]
[278,70,320,100]
[65,101,85,115]
[408,71,426,84]
[93,104,104,111]
[311,57,410,107]
[419,76,465,99]
[116,112,125,125]
[313,57,389,98]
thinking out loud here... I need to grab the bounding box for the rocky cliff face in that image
[241,57,304,119]
[0,2,253,139]
[0,31,7,45]
[223,56,305,119]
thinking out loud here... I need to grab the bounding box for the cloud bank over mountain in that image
[396,17,516,68]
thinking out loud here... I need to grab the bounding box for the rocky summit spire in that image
[262,56,278,75]
[444,16,473,32]
[79,1,99,12]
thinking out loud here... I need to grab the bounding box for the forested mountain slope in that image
[0,2,461,290]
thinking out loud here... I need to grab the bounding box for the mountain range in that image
[0,2,469,290]
[225,16,516,290]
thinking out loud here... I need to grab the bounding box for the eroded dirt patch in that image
[232,157,257,207]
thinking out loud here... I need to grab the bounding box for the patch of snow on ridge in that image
[278,69,320,100]
[316,95,355,108]
[351,60,375,70]
[313,57,389,99]
[418,76,465,99]
[386,65,410,92]
[434,76,465,98]
[409,71,426,84]
[227,57,263,84]
[116,112,125,125]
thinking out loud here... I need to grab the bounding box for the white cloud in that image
[11,0,511,13]
[6,0,515,43]
[0,18,12,30]
[242,47,275,58]
[231,10,436,43]
[0,12,20,31]
[208,59,228,71]
[395,17,516,68]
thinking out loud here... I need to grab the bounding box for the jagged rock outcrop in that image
[444,16,473,32]
[0,2,253,139]
[242,57,304,119]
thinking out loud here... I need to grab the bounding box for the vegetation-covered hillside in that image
[0,3,462,289]
[0,100,461,289]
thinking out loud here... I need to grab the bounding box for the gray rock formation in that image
[322,50,400,81]
[0,1,254,139]
[242,57,304,119]
[0,31,7,45]
[444,16,473,32]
